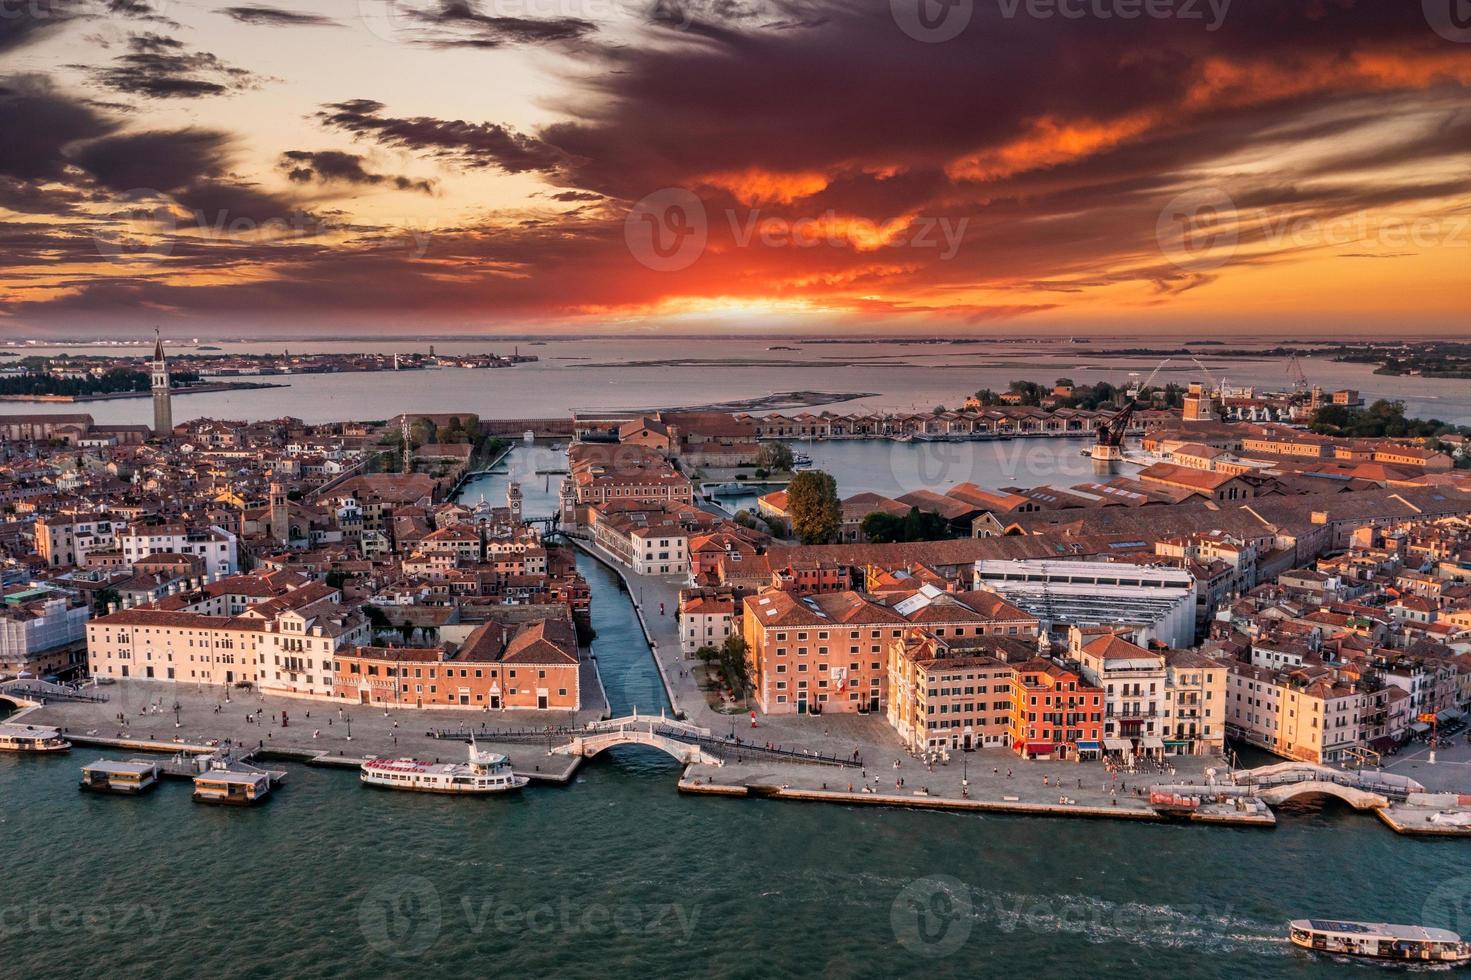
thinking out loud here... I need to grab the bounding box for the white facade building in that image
[120,525,239,578]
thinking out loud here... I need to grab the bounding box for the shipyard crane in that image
[1191,355,1230,412]
[1126,356,1171,401]
[1286,353,1309,391]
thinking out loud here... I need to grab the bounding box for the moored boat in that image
[1288,919,1471,963]
[0,723,71,753]
[360,741,529,795]
[80,759,160,795]
[192,769,273,805]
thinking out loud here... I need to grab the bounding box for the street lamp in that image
[173,700,181,728]
[345,714,352,741]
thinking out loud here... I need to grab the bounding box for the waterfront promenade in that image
[12,670,608,783]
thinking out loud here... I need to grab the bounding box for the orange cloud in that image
[947,112,1159,182]
[699,168,830,205]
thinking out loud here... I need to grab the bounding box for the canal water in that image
[1,452,1465,977]
[459,440,1135,519]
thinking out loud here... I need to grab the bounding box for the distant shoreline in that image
[0,381,289,403]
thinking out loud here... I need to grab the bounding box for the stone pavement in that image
[1376,736,1471,794]
[19,679,594,780]
[687,745,1221,815]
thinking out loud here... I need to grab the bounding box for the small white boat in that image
[360,741,529,795]
[1289,919,1471,963]
[0,723,71,753]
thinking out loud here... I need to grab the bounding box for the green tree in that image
[785,470,841,544]
[860,506,952,543]
[93,587,121,615]
[717,635,751,698]
[756,441,794,472]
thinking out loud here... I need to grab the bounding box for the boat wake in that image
[854,872,1288,956]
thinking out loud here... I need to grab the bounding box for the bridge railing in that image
[652,726,863,768]
[1239,768,1412,801]
[0,681,109,704]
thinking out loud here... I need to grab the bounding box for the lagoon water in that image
[2,555,1465,978]
[12,336,1471,427]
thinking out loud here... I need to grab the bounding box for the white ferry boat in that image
[192,768,273,806]
[1289,919,1471,963]
[0,723,71,753]
[360,742,529,795]
[80,759,161,795]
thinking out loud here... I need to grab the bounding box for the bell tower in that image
[269,480,289,546]
[151,328,173,438]
[506,481,523,523]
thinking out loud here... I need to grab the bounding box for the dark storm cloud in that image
[394,0,596,48]
[103,0,181,27]
[0,0,80,53]
[280,150,436,194]
[11,0,1471,327]
[79,32,263,99]
[0,75,117,181]
[70,128,314,227]
[315,99,566,173]
[222,5,341,26]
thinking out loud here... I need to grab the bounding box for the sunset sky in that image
[2,0,1470,337]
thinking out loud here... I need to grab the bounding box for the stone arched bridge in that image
[1234,761,1422,811]
[549,715,725,766]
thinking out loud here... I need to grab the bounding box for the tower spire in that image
[150,328,172,439]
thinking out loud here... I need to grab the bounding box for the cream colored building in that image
[1162,649,1227,755]
[1225,663,1364,764]
[86,609,266,685]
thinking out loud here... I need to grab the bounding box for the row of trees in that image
[1308,400,1465,440]
[970,378,1186,411]
[0,367,201,397]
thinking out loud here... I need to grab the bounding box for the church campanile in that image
[151,329,172,438]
